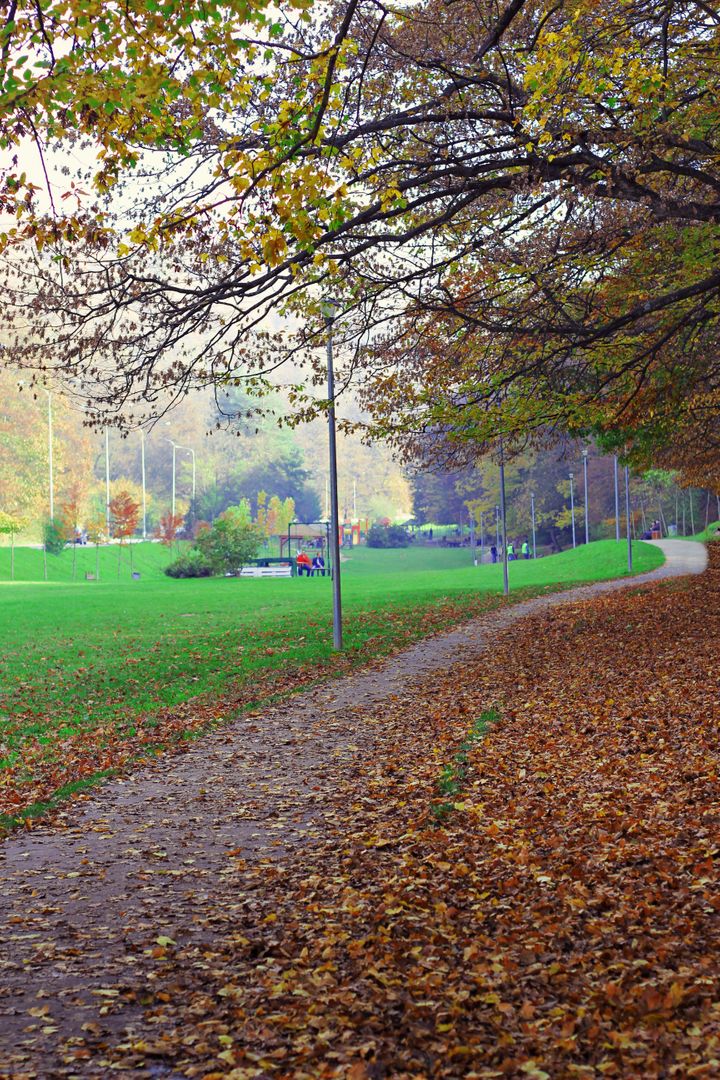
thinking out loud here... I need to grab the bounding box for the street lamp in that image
[163,437,178,519]
[613,453,621,540]
[624,465,632,571]
[140,429,147,539]
[178,445,196,504]
[530,491,537,559]
[582,448,589,545]
[105,428,111,536]
[320,298,343,650]
[495,504,500,550]
[499,438,509,596]
[569,470,576,548]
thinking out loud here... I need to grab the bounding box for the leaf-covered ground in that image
[1,545,717,1079]
[135,548,718,1079]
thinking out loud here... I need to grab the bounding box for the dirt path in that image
[0,541,706,1078]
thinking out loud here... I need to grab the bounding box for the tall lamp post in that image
[164,437,178,520]
[582,448,589,545]
[179,445,196,505]
[624,465,633,571]
[530,491,537,559]
[321,298,343,650]
[140,429,147,539]
[499,439,509,596]
[613,455,621,541]
[569,470,577,548]
[105,428,111,536]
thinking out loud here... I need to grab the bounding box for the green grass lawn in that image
[0,538,664,824]
[677,520,720,542]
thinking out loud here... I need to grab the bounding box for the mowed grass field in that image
[0,539,664,825]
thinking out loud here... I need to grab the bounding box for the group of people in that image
[296,550,326,577]
[490,539,531,563]
[640,519,663,541]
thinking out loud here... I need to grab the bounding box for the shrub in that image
[43,519,65,555]
[367,524,388,548]
[367,524,410,548]
[164,551,214,578]
[387,524,411,547]
[191,512,264,573]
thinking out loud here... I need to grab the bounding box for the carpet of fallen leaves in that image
[109,547,720,1080]
[3,550,719,1080]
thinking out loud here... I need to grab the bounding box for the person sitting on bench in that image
[311,554,325,577]
[296,551,312,576]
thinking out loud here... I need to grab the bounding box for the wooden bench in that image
[238,565,292,579]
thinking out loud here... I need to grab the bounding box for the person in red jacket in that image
[296,551,312,577]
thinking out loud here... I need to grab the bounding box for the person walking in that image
[490,544,498,564]
[507,541,515,562]
[522,539,530,559]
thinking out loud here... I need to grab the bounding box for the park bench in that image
[238,565,292,579]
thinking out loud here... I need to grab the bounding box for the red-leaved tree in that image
[110,491,140,575]
[155,511,185,547]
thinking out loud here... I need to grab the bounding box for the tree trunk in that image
[96,543,100,581]
[10,533,14,581]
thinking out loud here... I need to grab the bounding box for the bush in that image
[193,513,264,573]
[43,519,65,556]
[367,524,410,548]
[387,524,411,547]
[366,524,388,548]
[164,551,214,578]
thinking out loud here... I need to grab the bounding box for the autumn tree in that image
[110,490,140,575]
[0,1,284,247]
[0,510,23,580]
[156,512,185,547]
[58,484,85,580]
[4,0,719,484]
[85,512,106,582]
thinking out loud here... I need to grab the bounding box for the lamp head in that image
[320,298,342,322]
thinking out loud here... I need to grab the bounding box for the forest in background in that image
[1,358,715,552]
[0,368,412,541]
[409,449,719,550]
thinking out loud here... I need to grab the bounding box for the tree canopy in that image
[3,0,719,483]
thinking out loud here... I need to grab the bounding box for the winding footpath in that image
[0,540,708,1078]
